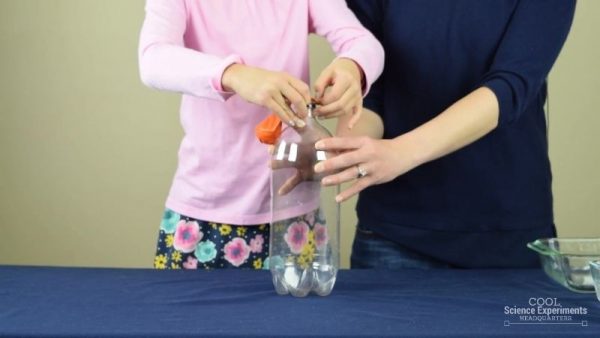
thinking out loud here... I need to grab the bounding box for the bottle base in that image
[271,258,337,297]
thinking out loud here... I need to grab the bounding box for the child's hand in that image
[222,64,311,128]
[268,141,334,196]
[313,58,364,129]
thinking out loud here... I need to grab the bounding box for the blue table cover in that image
[0,266,599,337]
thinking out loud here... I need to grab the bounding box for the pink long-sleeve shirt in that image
[139,0,384,225]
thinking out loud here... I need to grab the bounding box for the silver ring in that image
[356,165,367,179]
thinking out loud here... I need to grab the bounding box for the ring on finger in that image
[356,164,367,179]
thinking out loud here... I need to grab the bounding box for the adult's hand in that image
[313,136,418,203]
[316,87,501,203]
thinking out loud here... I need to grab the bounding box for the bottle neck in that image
[307,102,317,119]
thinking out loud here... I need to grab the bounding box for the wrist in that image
[338,57,364,88]
[391,131,430,172]
[221,63,245,92]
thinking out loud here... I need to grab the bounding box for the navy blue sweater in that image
[347,0,576,268]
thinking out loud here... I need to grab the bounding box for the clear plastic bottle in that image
[269,103,340,297]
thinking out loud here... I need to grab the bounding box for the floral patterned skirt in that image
[154,209,270,270]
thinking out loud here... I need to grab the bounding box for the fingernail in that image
[296,119,305,128]
[315,141,323,149]
[288,119,296,127]
[314,163,323,173]
[322,178,331,185]
[335,195,343,203]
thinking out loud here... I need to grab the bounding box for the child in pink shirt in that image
[139,0,384,269]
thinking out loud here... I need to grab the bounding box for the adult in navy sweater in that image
[313,0,576,268]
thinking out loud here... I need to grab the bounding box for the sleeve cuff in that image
[482,77,514,126]
[210,54,244,101]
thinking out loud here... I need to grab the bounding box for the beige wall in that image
[1,0,598,269]
[548,1,600,238]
